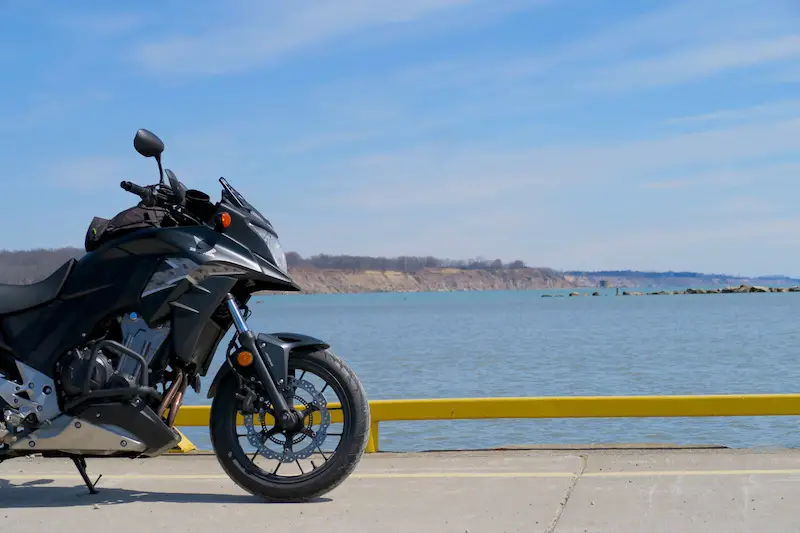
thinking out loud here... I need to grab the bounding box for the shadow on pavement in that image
[0,479,332,507]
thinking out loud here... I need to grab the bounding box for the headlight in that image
[250,224,288,273]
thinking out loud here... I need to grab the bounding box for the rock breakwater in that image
[541,284,800,297]
[621,284,800,295]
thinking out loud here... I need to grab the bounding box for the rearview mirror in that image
[133,129,165,159]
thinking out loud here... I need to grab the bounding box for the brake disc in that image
[243,377,331,463]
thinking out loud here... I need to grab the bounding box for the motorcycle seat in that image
[0,259,76,315]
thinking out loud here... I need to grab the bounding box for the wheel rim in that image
[225,355,353,484]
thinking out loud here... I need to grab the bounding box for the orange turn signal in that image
[218,212,232,229]
[236,351,254,367]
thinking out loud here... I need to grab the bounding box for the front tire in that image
[209,348,370,502]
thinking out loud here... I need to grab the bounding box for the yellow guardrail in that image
[170,393,800,453]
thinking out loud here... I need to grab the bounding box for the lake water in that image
[179,288,800,451]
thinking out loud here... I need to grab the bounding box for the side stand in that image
[72,456,102,495]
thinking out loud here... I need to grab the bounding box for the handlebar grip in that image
[120,180,143,194]
[120,181,154,205]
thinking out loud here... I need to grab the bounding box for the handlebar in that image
[120,181,156,206]
[119,180,203,226]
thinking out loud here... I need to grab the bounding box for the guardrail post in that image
[366,421,379,453]
[169,429,197,454]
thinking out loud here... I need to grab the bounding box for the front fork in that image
[225,294,297,430]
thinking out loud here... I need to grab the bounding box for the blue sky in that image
[1,0,799,276]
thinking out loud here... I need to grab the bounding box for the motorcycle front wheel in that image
[209,348,370,502]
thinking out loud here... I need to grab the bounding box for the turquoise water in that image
[180,289,800,451]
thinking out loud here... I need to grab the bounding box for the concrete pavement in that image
[2,447,800,532]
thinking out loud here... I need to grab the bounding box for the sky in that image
[1,0,799,276]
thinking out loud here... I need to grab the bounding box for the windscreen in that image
[219,177,273,230]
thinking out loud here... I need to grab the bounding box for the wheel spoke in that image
[316,443,329,462]
[295,459,305,475]
[248,426,283,462]
[300,404,318,419]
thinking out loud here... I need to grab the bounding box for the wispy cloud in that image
[460,0,800,92]
[583,35,800,92]
[324,117,800,210]
[565,0,797,58]
[666,99,800,126]
[640,162,800,190]
[566,216,800,274]
[697,195,789,217]
[132,0,514,76]
[287,0,800,151]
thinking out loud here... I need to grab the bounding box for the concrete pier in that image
[2,447,800,532]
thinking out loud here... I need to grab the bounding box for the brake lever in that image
[140,189,158,208]
[153,189,200,225]
[151,186,172,204]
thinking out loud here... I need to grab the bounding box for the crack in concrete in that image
[545,454,588,533]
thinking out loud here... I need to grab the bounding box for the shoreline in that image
[258,283,800,297]
[265,267,800,296]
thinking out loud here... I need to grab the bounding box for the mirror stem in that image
[156,156,165,185]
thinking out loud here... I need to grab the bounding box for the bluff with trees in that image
[286,252,530,272]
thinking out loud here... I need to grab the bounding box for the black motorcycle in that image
[0,129,370,502]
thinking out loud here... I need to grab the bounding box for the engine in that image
[58,313,171,398]
[58,347,120,396]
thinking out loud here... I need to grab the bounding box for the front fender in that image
[206,332,331,399]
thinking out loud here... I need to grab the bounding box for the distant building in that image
[599,280,610,288]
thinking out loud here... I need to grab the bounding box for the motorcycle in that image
[0,129,370,502]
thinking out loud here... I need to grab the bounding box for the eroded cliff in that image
[285,267,577,294]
